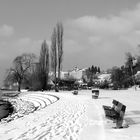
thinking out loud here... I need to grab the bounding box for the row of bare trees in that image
[4,22,63,92]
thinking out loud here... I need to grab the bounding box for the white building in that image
[69,67,87,80]
[49,67,87,81]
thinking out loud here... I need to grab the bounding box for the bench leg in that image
[116,118,123,128]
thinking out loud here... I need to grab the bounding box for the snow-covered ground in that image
[0,89,140,140]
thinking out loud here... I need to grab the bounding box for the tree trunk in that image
[58,57,61,88]
[54,67,56,90]
[58,60,61,81]
[18,82,21,92]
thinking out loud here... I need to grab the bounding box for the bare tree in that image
[5,53,36,92]
[39,40,50,90]
[51,27,57,91]
[56,22,63,81]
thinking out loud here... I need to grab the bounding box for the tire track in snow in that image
[20,93,59,110]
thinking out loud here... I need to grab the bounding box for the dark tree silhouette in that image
[97,67,101,73]
[125,52,136,86]
[39,40,50,90]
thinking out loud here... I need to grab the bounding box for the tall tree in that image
[5,53,36,92]
[39,40,49,90]
[56,22,63,81]
[51,28,57,91]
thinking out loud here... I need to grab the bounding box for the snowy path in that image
[79,96,105,140]
[0,91,94,140]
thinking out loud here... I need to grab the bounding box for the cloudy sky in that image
[1,0,140,85]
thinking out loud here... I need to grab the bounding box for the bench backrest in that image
[112,100,118,106]
[112,100,126,113]
[92,90,99,96]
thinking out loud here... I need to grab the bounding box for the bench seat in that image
[102,105,112,110]
[72,90,78,95]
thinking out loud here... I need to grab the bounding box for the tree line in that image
[4,22,63,92]
[88,65,100,74]
[108,52,140,89]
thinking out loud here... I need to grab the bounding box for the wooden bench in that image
[72,90,78,95]
[92,89,99,99]
[103,99,126,128]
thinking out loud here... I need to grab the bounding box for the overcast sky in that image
[1,0,140,85]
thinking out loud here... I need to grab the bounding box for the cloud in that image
[0,37,51,62]
[69,16,133,36]
[0,38,45,66]
[0,24,14,37]
[13,38,49,57]
[88,36,101,44]
[64,39,82,53]
[66,3,140,37]
[64,2,140,69]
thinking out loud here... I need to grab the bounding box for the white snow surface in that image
[0,89,140,140]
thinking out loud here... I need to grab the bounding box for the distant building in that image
[49,67,88,81]
[61,71,70,79]
[68,67,87,80]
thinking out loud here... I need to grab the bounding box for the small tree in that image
[111,67,123,89]
[97,67,101,73]
[110,66,133,89]
[5,53,36,92]
[125,52,136,86]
